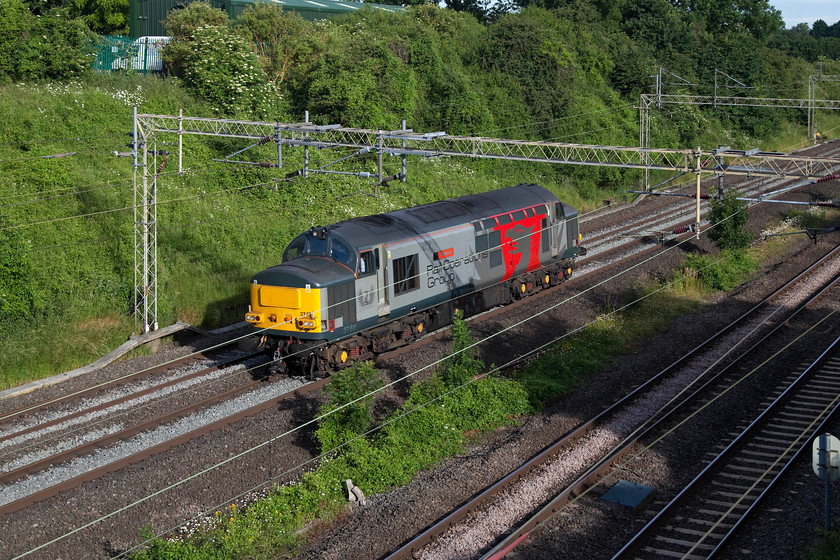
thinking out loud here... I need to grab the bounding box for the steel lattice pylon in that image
[133,108,159,333]
[809,75,840,141]
[638,89,840,189]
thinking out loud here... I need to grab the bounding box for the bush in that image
[161,1,230,79]
[315,361,383,453]
[708,189,753,251]
[0,0,95,84]
[235,4,319,87]
[182,25,283,118]
[683,250,758,292]
[437,309,484,387]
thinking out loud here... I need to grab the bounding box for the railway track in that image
[0,345,312,516]
[613,336,840,559]
[0,347,255,443]
[578,141,840,274]
[385,243,840,560]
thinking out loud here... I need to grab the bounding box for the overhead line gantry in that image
[132,112,840,333]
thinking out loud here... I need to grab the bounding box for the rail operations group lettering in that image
[427,251,489,288]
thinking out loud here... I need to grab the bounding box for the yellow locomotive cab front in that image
[245,282,323,333]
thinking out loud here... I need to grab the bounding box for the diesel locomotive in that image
[244,184,585,377]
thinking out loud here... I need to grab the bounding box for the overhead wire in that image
[0,165,223,206]
[528,264,840,555]
[115,214,748,558]
[0,178,283,232]
[0,148,119,165]
[0,133,124,147]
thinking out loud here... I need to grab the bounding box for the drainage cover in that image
[601,480,654,512]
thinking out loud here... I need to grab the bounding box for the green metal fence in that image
[93,36,170,74]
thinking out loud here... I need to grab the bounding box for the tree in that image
[707,190,753,250]
[235,4,321,86]
[812,19,829,38]
[789,22,810,35]
[71,0,129,35]
[181,25,282,117]
[161,1,229,78]
[0,0,94,84]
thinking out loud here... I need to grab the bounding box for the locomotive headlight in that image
[245,313,262,323]
[296,315,315,330]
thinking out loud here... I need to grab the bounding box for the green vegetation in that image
[315,361,382,452]
[708,190,754,251]
[683,250,759,292]
[678,188,760,291]
[0,0,97,84]
[810,530,840,560]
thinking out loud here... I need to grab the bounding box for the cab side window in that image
[283,236,306,262]
[358,250,377,276]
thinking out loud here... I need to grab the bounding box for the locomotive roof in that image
[329,183,560,249]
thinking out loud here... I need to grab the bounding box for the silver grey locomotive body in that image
[245,184,584,376]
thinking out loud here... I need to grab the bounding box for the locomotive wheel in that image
[511,280,527,299]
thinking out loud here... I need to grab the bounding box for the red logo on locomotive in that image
[496,212,546,281]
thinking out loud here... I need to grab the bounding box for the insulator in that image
[156,154,169,173]
[672,225,691,234]
[812,202,840,208]
[815,173,839,184]
[257,135,273,145]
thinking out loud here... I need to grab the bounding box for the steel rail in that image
[0,354,270,487]
[0,345,236,425]
[0,351,262,449]
[483,256,840,559]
